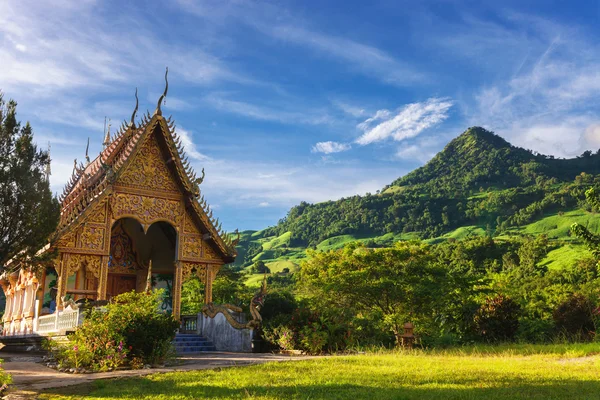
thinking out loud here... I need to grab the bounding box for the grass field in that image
[42,344,600,400]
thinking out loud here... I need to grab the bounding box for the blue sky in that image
[2,0,600,231]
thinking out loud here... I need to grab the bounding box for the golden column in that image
[98,255,110,300]
[55,254,67,311]
[172,261,183,320]
[204,264,213,304]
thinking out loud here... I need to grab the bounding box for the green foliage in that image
[180,277,205,314]
[300,242,451,346]
[0,91,60,266]
[46,290,178,370]
[474,295,521,342]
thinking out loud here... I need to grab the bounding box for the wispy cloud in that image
[356,98,453,145]
[461,14,600,157]
[203,93,334,125]
[311,141,351,154]
[176,0,426,86]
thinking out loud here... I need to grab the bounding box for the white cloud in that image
[258,202,270,207]
[356,98,453,145]
[177,128,210,161]
[464,15,600,157]
[311,141,351,154]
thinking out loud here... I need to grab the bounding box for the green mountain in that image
[235,127,600,281]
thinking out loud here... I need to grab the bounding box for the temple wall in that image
[198,312,253,352]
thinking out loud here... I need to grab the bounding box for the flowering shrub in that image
[46,290,179,371]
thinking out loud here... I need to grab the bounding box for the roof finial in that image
[130,88,138,128]
[154,67,169,116]
[85,137,90,164]
[103,117,111,149]
[45,142,51,182]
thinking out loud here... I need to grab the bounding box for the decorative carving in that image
[56,230,77,248]
[204,243,218,260]
[184,213,198,234]
[181,262,206,282]
[117,134,179,192]
[64,254,102,278]
[111,193,183,226]
[202,277,267,329]
[109,219,141,273]
[88,202,107,223]
[80,226,105,250]
[182,235,202,259]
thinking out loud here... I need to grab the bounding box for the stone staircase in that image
[173,333,216,354]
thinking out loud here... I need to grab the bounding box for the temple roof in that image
[54,103,237,262]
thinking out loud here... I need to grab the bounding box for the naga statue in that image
[202,276,267,329]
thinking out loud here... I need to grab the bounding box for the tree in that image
[299,242,448,346]
[252,260,270,274]
[0,92,59,266]
[571,188,600,261]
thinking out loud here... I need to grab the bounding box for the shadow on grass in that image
[42,377,600,400]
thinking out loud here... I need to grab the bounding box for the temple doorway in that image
[108,218,178,311]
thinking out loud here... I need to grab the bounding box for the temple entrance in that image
[108,218,178,311]
[106,274,137,298]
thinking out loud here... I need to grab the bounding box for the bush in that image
[0,359,12,389]
[553,294,596,341]
[46,290,179,371]
[516,318,554,343]
[474,295,521,342]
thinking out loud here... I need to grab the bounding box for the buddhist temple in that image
[0,71,238,337]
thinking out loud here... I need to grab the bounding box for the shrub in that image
[553,294,596,341]
[0,359,12,389]
[516,318,554,343]
[46,290,179,370]
[474,295,521,342]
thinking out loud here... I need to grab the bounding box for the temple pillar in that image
[172,261,182,320]
[98,255,110,300]
[204,264,213,304]
[55,255,67,311]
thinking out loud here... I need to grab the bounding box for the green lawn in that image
[42,345,600,399]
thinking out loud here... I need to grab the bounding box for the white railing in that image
[37,314,57,333]
[56,309,80,331]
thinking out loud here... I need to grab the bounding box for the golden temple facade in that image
[0,78,237,335]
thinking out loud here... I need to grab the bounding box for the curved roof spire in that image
[103,117,111,149]
[85,137,90,164]
[154,67,169,116]
[130,88,139,129]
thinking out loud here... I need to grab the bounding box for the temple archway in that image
[107,218,178,312]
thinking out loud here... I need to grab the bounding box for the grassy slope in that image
[241,204,600,285]
[43,345,600,400]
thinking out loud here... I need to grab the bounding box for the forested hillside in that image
[234,127,600,274]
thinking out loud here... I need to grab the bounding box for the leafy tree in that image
[571,188,600,260]
[0,92,59,266]
[299,242,448,346]
[251,260,270,274]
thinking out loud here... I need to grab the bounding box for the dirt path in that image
[1,352,307,399]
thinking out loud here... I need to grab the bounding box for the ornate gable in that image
[116,133,179,193]
[51,74,237,264]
